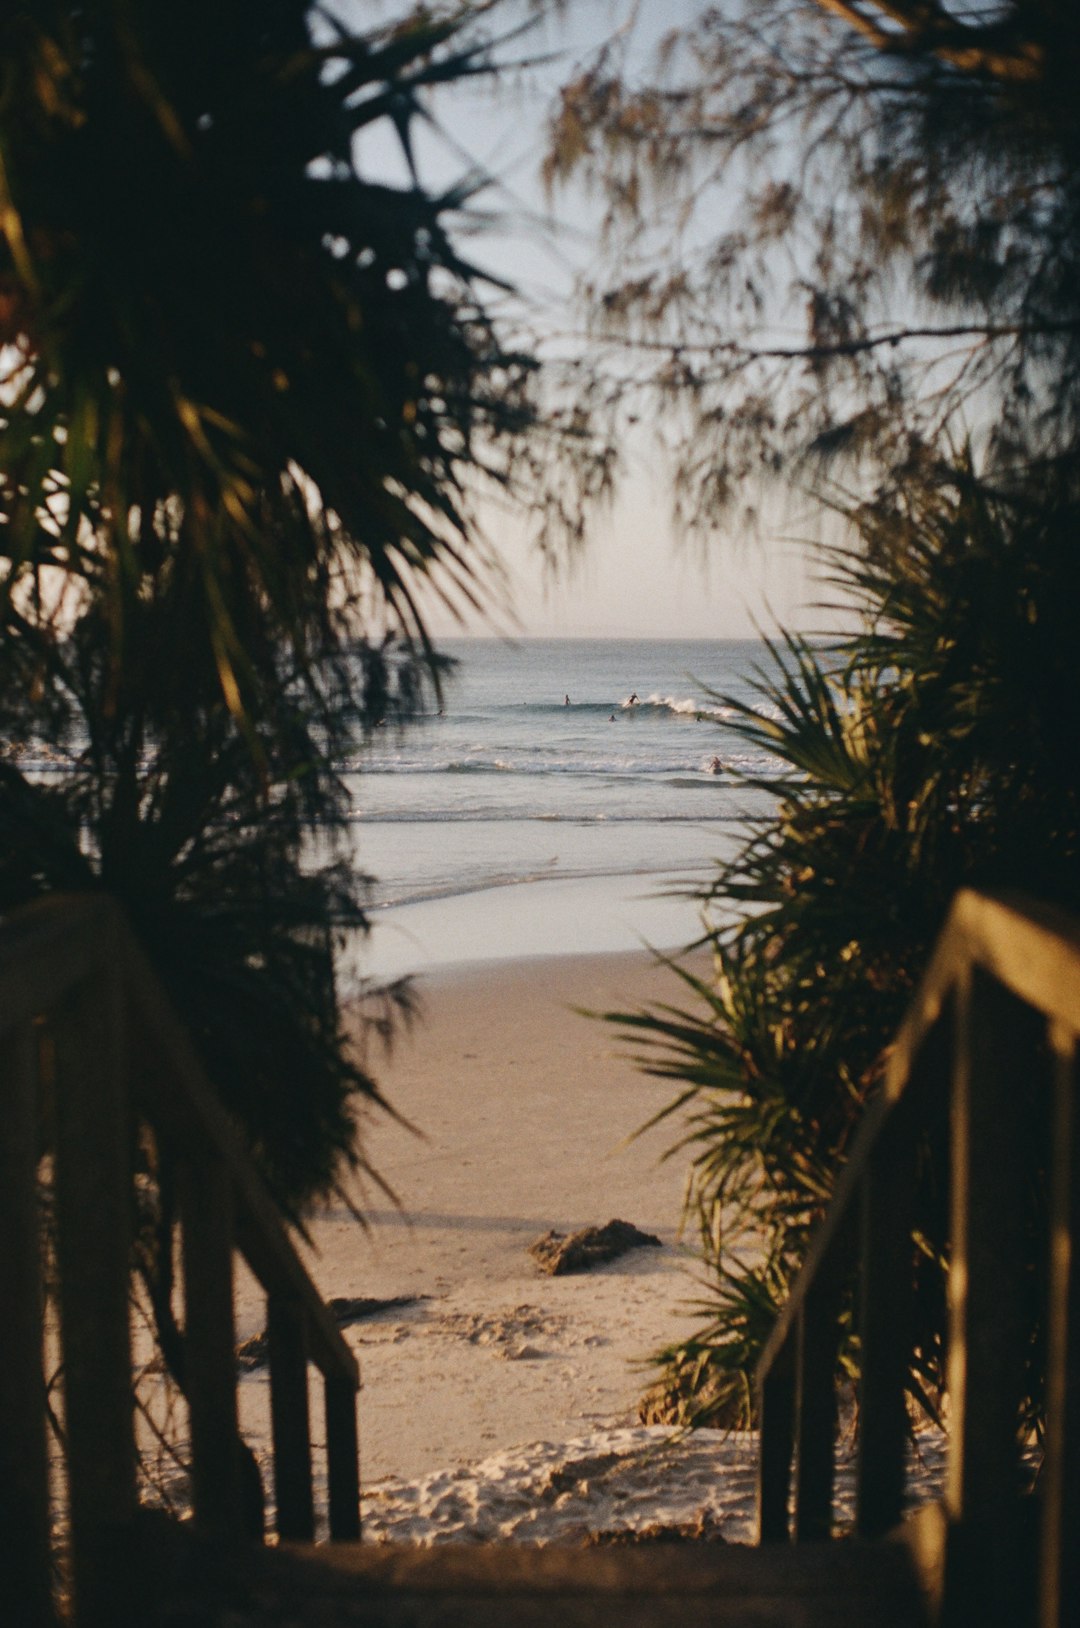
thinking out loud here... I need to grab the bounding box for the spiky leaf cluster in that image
[608,459,1080,1427]
[0,1,537,1209]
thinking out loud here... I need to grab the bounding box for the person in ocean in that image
[628,691,638,706]
[564,694,570,706]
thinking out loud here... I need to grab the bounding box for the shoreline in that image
[344,869,716,985]
[364,856,706,915]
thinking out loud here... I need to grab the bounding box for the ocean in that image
[342,638,778,981]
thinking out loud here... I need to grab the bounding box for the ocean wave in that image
[445,758,517,774]
[620,692,731,720]
[345,753,772,779]
[367,859,714,911]
[507,694,732,719]
[424,695,735,722]
[507,700,630,716]
[348,808,756,826]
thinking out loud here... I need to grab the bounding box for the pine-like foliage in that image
[541,1,1080,522]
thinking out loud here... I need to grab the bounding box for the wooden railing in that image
[755,889,1080,1627]
[0,894,362,1627]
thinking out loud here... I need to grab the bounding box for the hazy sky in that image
[419,475,820,641]
[352,0,819,640]
[498,522,813,642]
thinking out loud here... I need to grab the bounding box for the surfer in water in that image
[628,691,638,706]
[564,694,570,706]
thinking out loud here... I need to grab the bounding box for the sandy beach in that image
[226,946,757,1538]
[218,943,952,1543]
[331,949,701,1476]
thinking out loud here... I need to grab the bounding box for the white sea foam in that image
[331,639,782,935]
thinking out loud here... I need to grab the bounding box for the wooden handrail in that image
[754,888,1080,1628]
[0,893,363,1627]
[119,937,358,1386]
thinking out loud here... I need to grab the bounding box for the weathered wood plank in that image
[756,1096,889,1388]
[946,968,1034,1519]
[943,967,1039,1626]
[120,937,357,1386]
[855,1056,931,1539]
[884,890,1080,1102]
[953,890,1080,1035]
[325,1372,361,1541]
[174,1538,931,1628]
[854,1161,914,1538]
[1040,1024,1080,1628]
[758,1336,797,1543]
[0,895,354,1392]
[179,1149,246,1539]
[759,888,1080,1498]
[268,1295,315,1541]
[52,964,138,1626]
[0,1022,53,1627]
[795,1223,851,1542]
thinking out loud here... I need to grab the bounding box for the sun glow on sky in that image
[346,0,820,640]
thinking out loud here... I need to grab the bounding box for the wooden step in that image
[150,1537,931,1627]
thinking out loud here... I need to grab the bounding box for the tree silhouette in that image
[542,0,1080,523]
[542,1,1080,1424]
[0,1,538,1208]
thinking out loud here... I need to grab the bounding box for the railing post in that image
[268,1294,315,1541]
[758,1331,797,1543]
[51,967,138,1628]
[795,1228,851,1541]
[325,1373,361,1541]
[179,1148,248,1540]
[1040,1023,1080,1628]
[0,1021,53,1627]
[855,1054,934,1539]
[855,1146,916,1539]
[945,966,1038,1620]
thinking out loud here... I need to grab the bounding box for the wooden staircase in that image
[1,890,1077,1627]
[107,1524,936,1627]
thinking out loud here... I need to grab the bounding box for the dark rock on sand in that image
[236,1294,426,1371]
[528,1218,663,1276]
[327,1294,427,1324]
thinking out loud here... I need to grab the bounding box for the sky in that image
[418,472,820,641]
[349,1,821,641]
